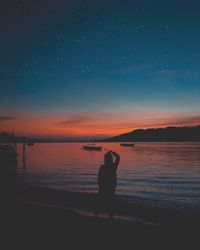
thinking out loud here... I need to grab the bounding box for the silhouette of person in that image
[95,150,120,219]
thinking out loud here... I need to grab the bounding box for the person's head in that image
[104,151,113,165]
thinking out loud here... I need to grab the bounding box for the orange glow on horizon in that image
[0,111,200,137]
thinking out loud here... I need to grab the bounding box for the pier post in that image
[23,143,26,161]
[14,143,17,154]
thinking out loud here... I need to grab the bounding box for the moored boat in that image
[120,143,135,147]
[82,145,102,151]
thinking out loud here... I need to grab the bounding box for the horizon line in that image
[1,124,200,141]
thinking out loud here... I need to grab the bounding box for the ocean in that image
[16,142,200,212]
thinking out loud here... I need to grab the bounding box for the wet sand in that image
[2,184,200,250]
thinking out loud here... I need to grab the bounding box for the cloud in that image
[164,115,200,127]
[136,113,200,129]
[0,116,14,121]
[53,111,200,138]
[56,115,94,127]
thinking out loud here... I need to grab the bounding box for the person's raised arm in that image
[111,151,120,169]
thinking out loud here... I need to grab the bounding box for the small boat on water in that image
[82,145,103,151]
[120,143,135,147]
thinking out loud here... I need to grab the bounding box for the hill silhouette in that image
[103,125,200,142]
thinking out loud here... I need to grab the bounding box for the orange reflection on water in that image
[15,142,200,212]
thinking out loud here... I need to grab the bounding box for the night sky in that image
[1,0,200,138]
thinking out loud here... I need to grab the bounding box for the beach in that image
[2,183,199,250]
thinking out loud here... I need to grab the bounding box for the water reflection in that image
[16,142,200,210]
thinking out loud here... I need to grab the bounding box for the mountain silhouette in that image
[103,125,200,142]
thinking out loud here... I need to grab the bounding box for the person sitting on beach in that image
[96,150,120,219]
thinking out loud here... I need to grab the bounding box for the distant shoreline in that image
[102,125,200,142]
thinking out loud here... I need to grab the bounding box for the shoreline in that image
[15,184,200,227]
[2,183,200,249]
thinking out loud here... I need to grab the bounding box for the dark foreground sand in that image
[1,184,200,250]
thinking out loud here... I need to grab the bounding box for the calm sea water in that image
[17,142,200,211]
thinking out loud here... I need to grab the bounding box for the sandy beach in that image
[2,183,199,250]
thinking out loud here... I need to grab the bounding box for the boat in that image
[82,145,103,151]
[120,143,135,147]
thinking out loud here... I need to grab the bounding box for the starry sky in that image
[1,0,200,138]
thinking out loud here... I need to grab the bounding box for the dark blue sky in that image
[1,0,200,136]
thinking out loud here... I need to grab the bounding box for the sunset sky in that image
[1,0,200,138]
